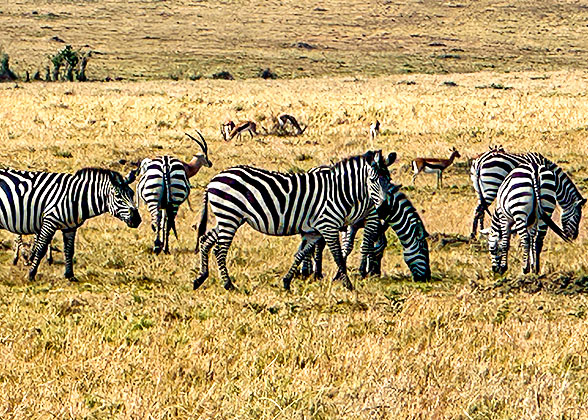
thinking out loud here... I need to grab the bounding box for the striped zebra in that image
[193,151,394,291]
[471,148,585,239]
[298,154,397,279]
[137,132,211,254]
[302,183,431,282]
[0,167,141,281]
[483,162,570,275]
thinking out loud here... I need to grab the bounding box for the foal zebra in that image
[471,148,585,239]
[137,132,211,254]
[484,162,570,275]
[302,184,431,282]
[194,151,393,291]
[0,167,140,281]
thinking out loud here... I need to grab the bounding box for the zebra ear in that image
[581,198,587,207]
[125,168,138,184]
[363,150,376,164]
[384,152,397,167]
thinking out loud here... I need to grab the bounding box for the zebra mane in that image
[74,167,124,182]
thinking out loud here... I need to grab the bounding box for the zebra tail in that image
[533,166,572,243]
[194,190,209,254]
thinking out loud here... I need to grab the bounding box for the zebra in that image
[483,162,571,275]
[298,153,397,279]
[301,183,431,282]
[193,150,394,291]
[0,167,141,281]
[470,147,586,239]
[137,132,211,254]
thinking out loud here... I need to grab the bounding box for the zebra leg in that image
[13,235,23,265]
[521,228,532,274]
[62,229,77,281]
[47,236,53,265]
[532,224,547,274]
[368,229,387,276]
[282,233,321,291]
[358,213,380,278]
[28,224,57,281]
[153,208,163,255]
[194,229,218,289]
[213,223,243,291]
[471,204,485,239]
[321,227,353,290]
[300,245,314,278]
[313,237,326,280]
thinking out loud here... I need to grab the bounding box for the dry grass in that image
[3,0,588,80]
[1,71,588,418]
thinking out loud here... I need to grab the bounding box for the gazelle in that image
[183,131,213,176]
[220,120,236,141]
[225,120,259,141]
[370,120,380,140]
[278,113,307,135]
[412,147,461,188]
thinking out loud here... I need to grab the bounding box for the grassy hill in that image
[2,0,588,80]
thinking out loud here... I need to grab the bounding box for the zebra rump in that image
[485,162,570,275]
[470,148,585,239]
[137,156,191,254]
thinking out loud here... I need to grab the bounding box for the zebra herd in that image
[0,139,584,289]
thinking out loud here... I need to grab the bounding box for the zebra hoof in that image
[282,277,292,291]
[341,276,354,291]
[153,247,162,255]
[12,258,18,266]
[47,257,53,266]
[224,281,235,291]
[193,271,209,290]
[67,276,79,283]
[28,271,36,282]
[300,267,312,278]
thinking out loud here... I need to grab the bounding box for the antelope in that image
[278,113,307,135]
[183,131,213,176]
[225,120,259,141]
[220,120,236,141]
[370,120,380,140]
[412,147,461,188]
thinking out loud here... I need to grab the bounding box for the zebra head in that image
[106,171,142,228]
[364,150,394,209]
[562,197,587,240]
[482,226,505,274]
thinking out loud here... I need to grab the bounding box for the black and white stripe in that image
[485,162,570,275]
[137,156,191,254]
[193,151,393,291]
[471,148,585,239]
[302,184,431,282]
[0,167,141,281]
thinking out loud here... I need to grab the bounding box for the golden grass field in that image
[3,0,588,79]
[0,71,588,418]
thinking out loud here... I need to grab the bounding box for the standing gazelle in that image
[412,147,461,188]
[223,120,259,141]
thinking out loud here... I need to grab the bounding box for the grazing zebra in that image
[137,132,211,254]
[483,162,570,275]
[302,183,431,282]
[193,151,393,291]
[0,167,141,281]
[471,148,586,239]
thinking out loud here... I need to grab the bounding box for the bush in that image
[211,71,234,80]
[259,68,278,79]
[0,49,17,82]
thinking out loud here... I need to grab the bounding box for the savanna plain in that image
[3,1,588,420]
